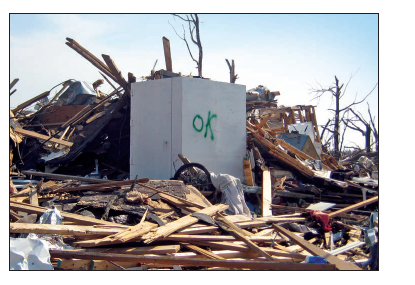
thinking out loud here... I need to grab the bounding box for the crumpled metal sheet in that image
[54,80,97,106]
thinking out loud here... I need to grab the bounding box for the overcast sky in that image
[9,13,379,149]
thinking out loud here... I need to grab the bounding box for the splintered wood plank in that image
[173,249,300,262]
[21,170,115,184]
[178,216,306,235]
[243,158,255,186]
[29,188,39,206]
[12,91,50,113]
[142,204,229,244]
[215,216,273,261]
[72,245,180,255]
[188,240,306,261]
[328,196,378,219]
[107,209,149,243]
[51,178,149,193]
[50,249,335,270]
[10,223,120,236]
[10,78,19,90]
[101,54,129,93]
[161,234,277,243]
[37,105,88,125]
[57,259,142,270]
[73,222,158,248]
[273,224,361,270]
[181,243,225,259]
[14,128,73,147]
[10,201,125,226]
[162,37,173,71]
[262,169,273,217]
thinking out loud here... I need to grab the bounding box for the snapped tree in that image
[170,14,203,77]
[310,73,377,160]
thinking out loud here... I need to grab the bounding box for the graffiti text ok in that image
[192,111,218,141]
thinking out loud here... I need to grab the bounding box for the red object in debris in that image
[309,210,332,232]
[10,179,18,195]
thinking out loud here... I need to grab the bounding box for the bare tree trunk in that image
[334,76,341,160]
[365,124,371,153]
[170,14,203,77]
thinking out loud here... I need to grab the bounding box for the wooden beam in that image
[77,245,181,255]
[161,234,277,243]
[10,78,19,90]
[162,37,173,72]
[188,240,308,261]
[50,249,335,270]
[21,170,115,184]
[142,204,229,244]
[104,208,149,243]
[56,259,142,270]
[10,223,120,236]
[273,224,361,270]
[101,54,129,94]
[275,137,330,170]
[179,216,306,235]
[72,222,158,248]
[10,201,126,226]
[173,249,304,262]
[328,196,378,219]
[29,181,40,206]
[65,40,118,84]
[243,158,254,186]
[181,243,225,259]
[215,216,273,261]
[12,91,50,113]
[136,182,206,210]
[248,128,315,178]
[262,169,273,217]
[13,128,73,147]
[48,178,149,193]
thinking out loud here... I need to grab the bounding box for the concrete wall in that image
[130,77,246,180]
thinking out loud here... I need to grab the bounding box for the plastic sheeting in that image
[210,172,252,218]
[11,207,73,270]
[10,238,53,270]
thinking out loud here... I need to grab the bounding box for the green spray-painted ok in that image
[204,111,217,141]
[192,111,217,141]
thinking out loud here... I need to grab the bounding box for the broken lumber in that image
[72,222,158,247]
[216,221,274,261]
[273,224,361,270]
[101,54,129,94]
[49,249,335,270]
[142,204,229,244]
[10,201,126,226]
[181,243,225,260]
[14,128,73,147]
[65,38,118,84]
[10,223,120,236]
[12,91,50,113]
[77,245,181,256]
[178,216,307,235]
[243,158,254,186]
[50,178,149,193]
[162,37,173,72]
[328,196,378,219]
[262,168,273,217]
[21,170,116,184]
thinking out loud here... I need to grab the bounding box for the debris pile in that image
[10,37,378,270]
